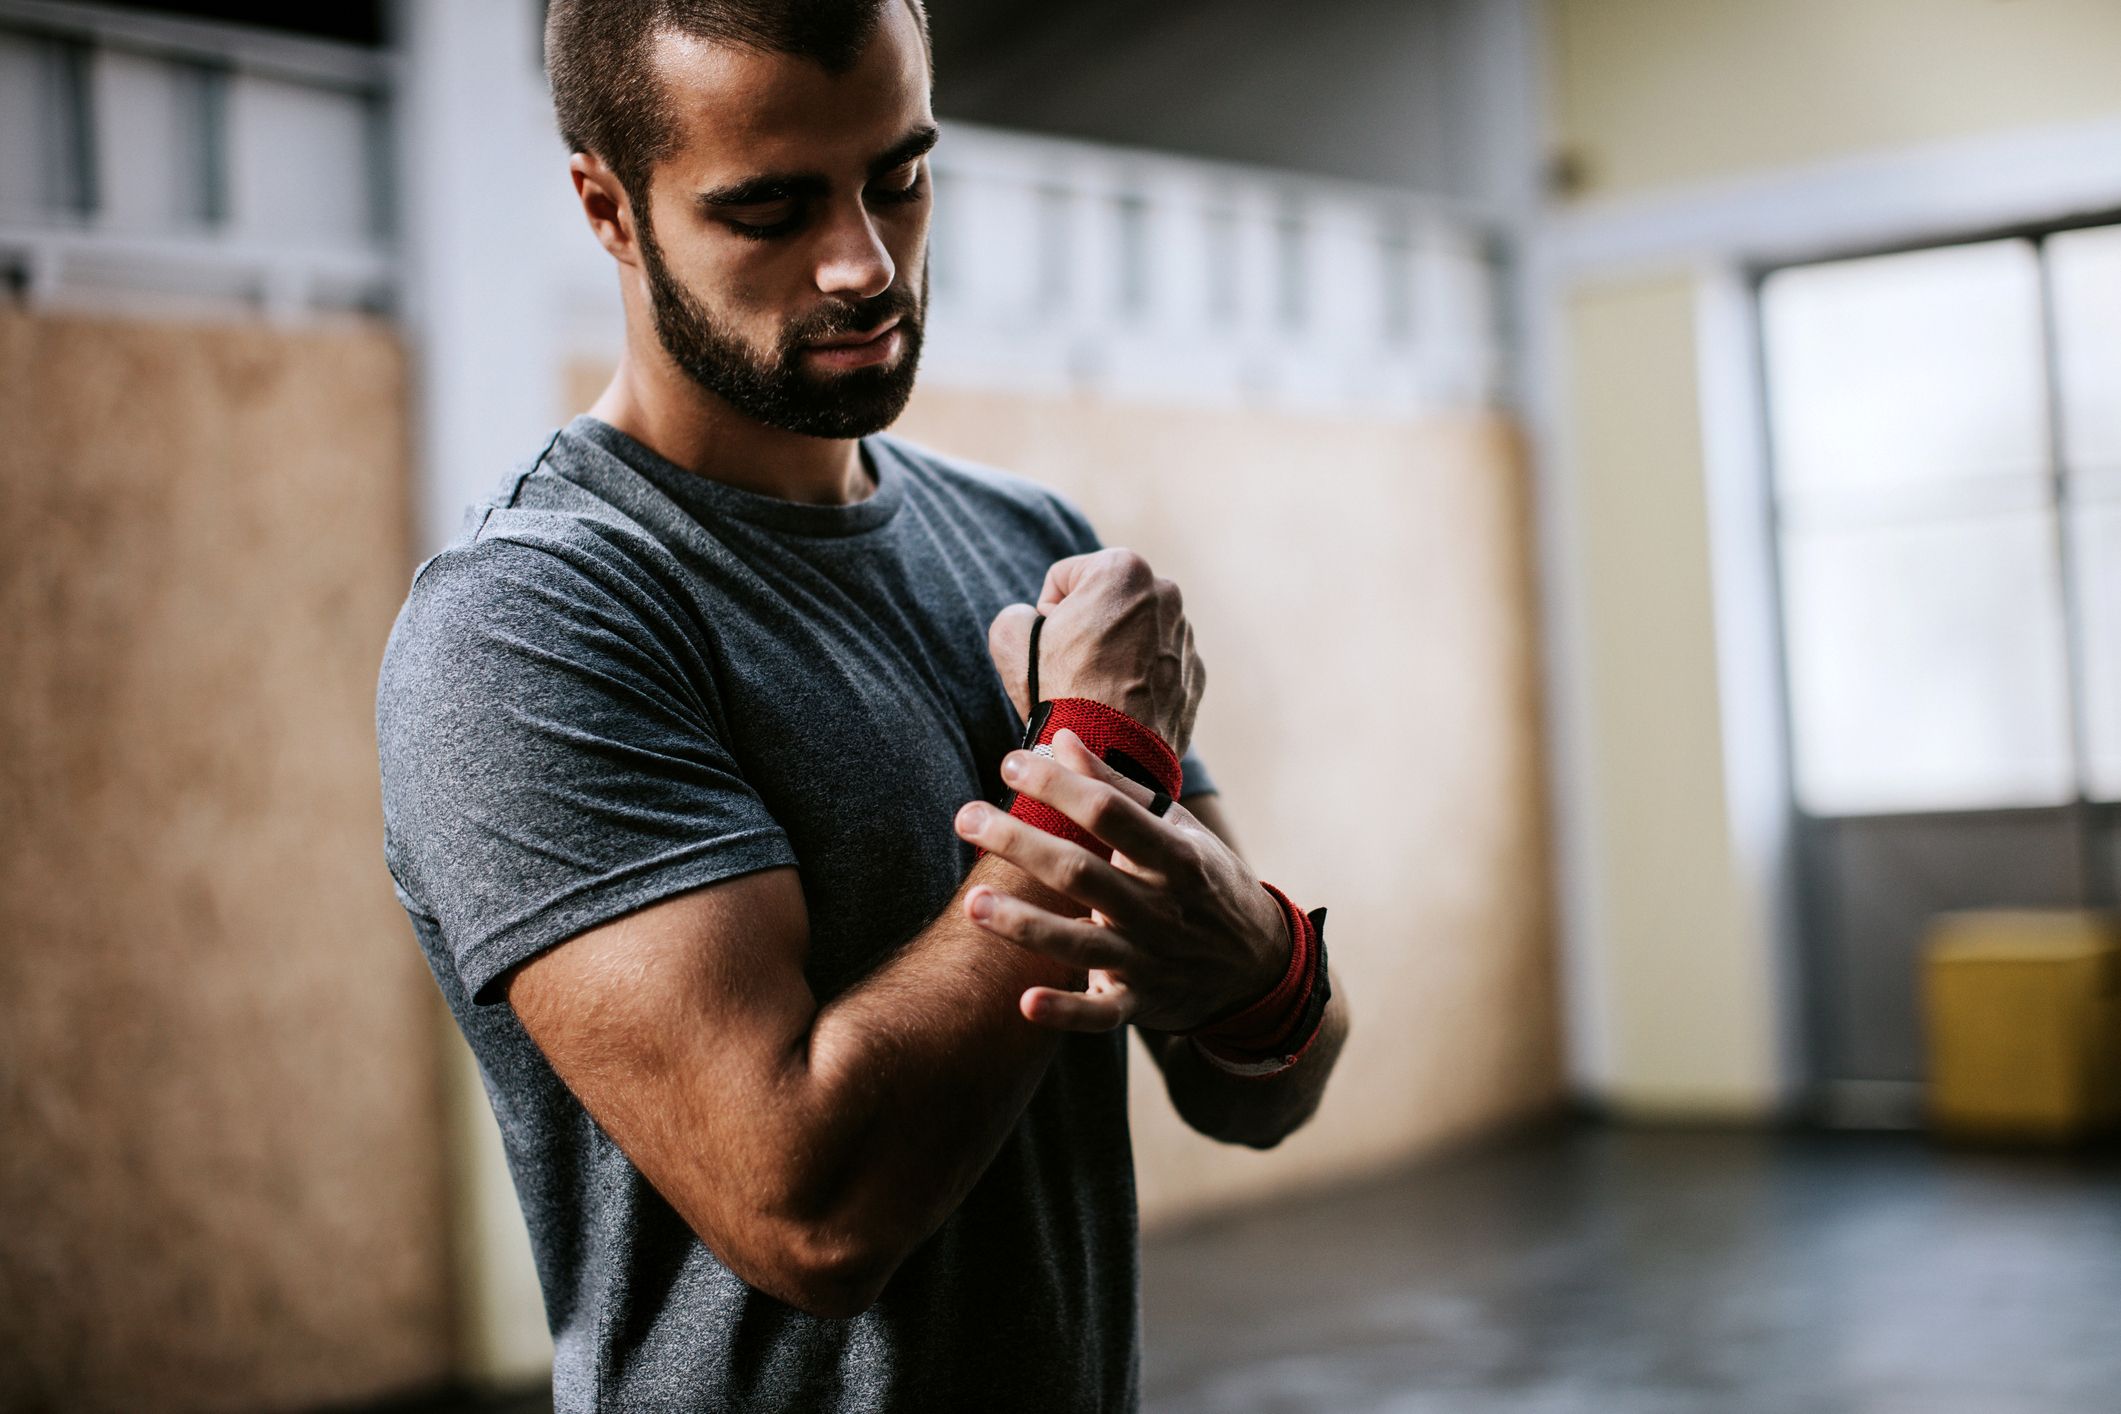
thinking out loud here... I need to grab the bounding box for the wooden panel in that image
[0,313,450,1411]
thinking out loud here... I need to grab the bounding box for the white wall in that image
[391,0,615,557]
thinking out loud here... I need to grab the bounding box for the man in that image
[376,1,1349,1408]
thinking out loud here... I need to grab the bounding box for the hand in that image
[952,728,1289,1033]
[987,549,1205,755]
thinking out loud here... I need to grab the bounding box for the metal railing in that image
[0,0,392,315]
[923,123,1507,412]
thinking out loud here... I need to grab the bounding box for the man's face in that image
[633,6,933,440]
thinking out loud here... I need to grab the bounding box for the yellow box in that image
[1923,910,2121,1142]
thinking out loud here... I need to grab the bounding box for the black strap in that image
[1027,611,1045,713]
[1148,790,1173,818]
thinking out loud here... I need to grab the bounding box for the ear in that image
[570,151,641,269]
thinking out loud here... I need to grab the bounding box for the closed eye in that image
[717,162,926,241]
[868,162,926,206]
[723,201,805,240]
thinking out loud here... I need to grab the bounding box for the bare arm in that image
[1133,791,1351,1150]
[504,851,1083,1321]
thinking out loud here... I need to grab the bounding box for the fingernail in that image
[1056,728,1080,750]
[1001,754,1023,782]
[969,891,994,921]
[955,803,983,832]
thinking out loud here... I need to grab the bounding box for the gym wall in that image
[0,312,451,1412]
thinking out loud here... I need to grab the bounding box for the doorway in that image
[1757,221,2121,1120]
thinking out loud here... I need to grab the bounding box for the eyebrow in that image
[694,123,940,209]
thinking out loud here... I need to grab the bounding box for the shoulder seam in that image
[496,427,566,511]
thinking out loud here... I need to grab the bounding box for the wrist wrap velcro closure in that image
[1187,882,1332,1078]
[997,697,1184,860]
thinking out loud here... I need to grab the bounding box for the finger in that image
[1020,978,1139,1031]
[986,603,1039,720]
[964,886,1133,971]
[1012,732,1189,872]
[1035,553,1095,614]
[956,800,1154,919]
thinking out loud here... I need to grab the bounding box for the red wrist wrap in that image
[995,698,1184,860]
[1188,882,1331,1077]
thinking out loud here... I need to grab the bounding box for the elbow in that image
[1215,1096,1322,1151]
[1232,1119,1300,1152]
[777,1235,896,1320]
[723,1210,905,1320]
[1170,1087,1313,1150]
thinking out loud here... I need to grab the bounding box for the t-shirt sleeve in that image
[1039,488,1219,800]
[378,534,798,1005]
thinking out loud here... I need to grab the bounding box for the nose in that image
[814,202,896,302]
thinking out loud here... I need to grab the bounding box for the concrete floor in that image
[1139,1124,2121,1414]
[373,1124,2121,1414]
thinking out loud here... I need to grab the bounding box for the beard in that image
[638,219,926,440]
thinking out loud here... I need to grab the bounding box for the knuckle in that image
[1016,753,1052,793]
[1108,548,1153,585]
[982,811,1018,851]
[987,610,1022,654]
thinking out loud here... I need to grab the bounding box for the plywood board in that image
[0,312,451,1412]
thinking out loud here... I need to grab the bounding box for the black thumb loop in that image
[1027,611,1045,715]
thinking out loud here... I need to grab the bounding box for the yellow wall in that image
[0,313,451,1410]
[1549,0,2121,199]
[1560,278,1776,1113]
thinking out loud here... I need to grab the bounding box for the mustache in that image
[783,284,922,348]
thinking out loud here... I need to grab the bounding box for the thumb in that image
[987,603,1040,720]
[1036,551,1104,614]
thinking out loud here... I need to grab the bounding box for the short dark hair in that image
[545,0,931,211]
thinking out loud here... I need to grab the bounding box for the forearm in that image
[781,853,1085,1295]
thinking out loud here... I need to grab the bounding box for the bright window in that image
[1761,235,2097,816]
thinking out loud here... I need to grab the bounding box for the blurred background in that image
[3,1,2119,1411]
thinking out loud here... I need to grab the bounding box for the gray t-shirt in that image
[376,416,1213,1413]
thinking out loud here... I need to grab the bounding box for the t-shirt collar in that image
[566,414,906,538]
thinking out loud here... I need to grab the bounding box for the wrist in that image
[994,697,1182,858]
[1200,883,1296,1028]
[1185,883,1331,1077]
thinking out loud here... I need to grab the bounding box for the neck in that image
[586,318,871,508]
